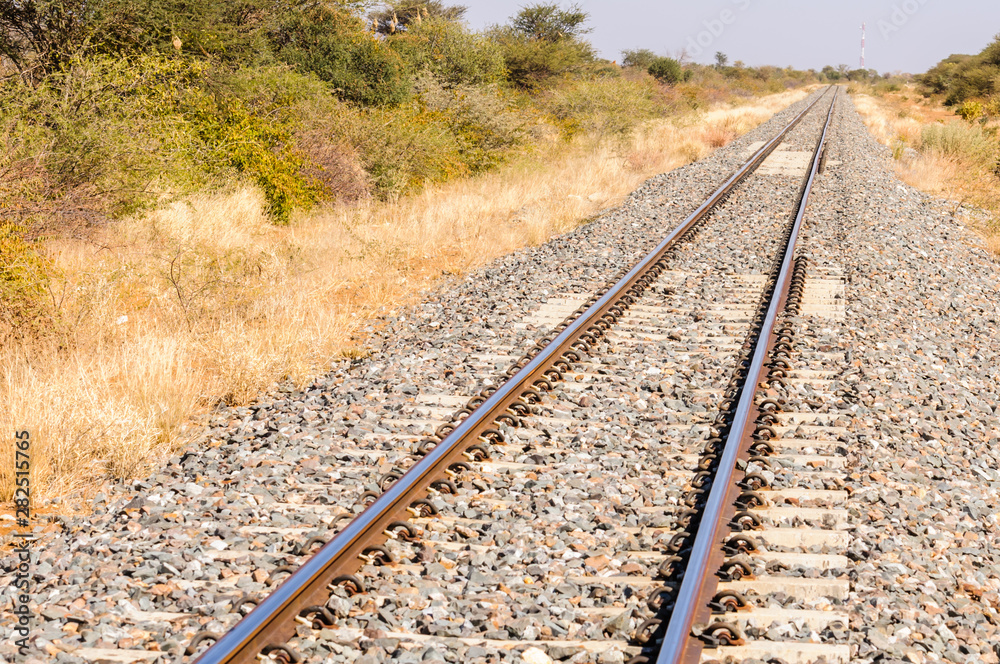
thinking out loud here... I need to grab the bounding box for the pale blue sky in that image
[462,0,999,74]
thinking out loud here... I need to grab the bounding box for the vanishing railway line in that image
[182,86,854,664]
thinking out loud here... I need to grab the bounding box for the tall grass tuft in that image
[853,87,1000,257]
[920,121,998,167]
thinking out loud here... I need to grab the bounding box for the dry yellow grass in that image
[0,87,810,508]
[852,86,1000,252]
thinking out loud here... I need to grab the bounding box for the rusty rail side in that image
[191,87,834,664]
[654,86,840,664]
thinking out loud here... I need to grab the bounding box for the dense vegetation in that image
[909,34,1000,179]
[919,34,1000,120]
[0,1,823,233]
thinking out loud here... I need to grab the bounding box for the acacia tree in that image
[621,48,657,70]
[490,3,594,89]
[510,3,590,42]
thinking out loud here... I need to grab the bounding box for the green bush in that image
[337,103,466,197]
[130,0,286,61]
[272,7,411,107]
[301,84,521,200]
[0,55,329,224]
[390,18,507,86]
[0,55,213,219]
[957,100,985,122]
[621,49,657,70]
[946,64,998,106]
[191,100,322,223]
[0,0,292,78]
[873,81,903,95]
[541,76,661,138]
[414,74,525,172]
[492,31,594,89]
[921,37,1000,104]
[509,3,590,42]
[820,66,843,81]
[847,68,877,82]
[648,57,683,85]
[489,3,595,90]
[920,121,997,167]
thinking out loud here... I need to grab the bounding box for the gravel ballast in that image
[2,88,998,664]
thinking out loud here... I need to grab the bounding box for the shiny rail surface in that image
[651,87,840,664]
[189,87,835,664]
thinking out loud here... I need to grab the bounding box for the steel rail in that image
[654,87,840,664]
[191,87,833,664]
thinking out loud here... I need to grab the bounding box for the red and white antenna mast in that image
[860,22,866,68]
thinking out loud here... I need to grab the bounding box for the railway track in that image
[178,85,854,664]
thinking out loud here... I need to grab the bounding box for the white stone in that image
[521,647,553,664]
